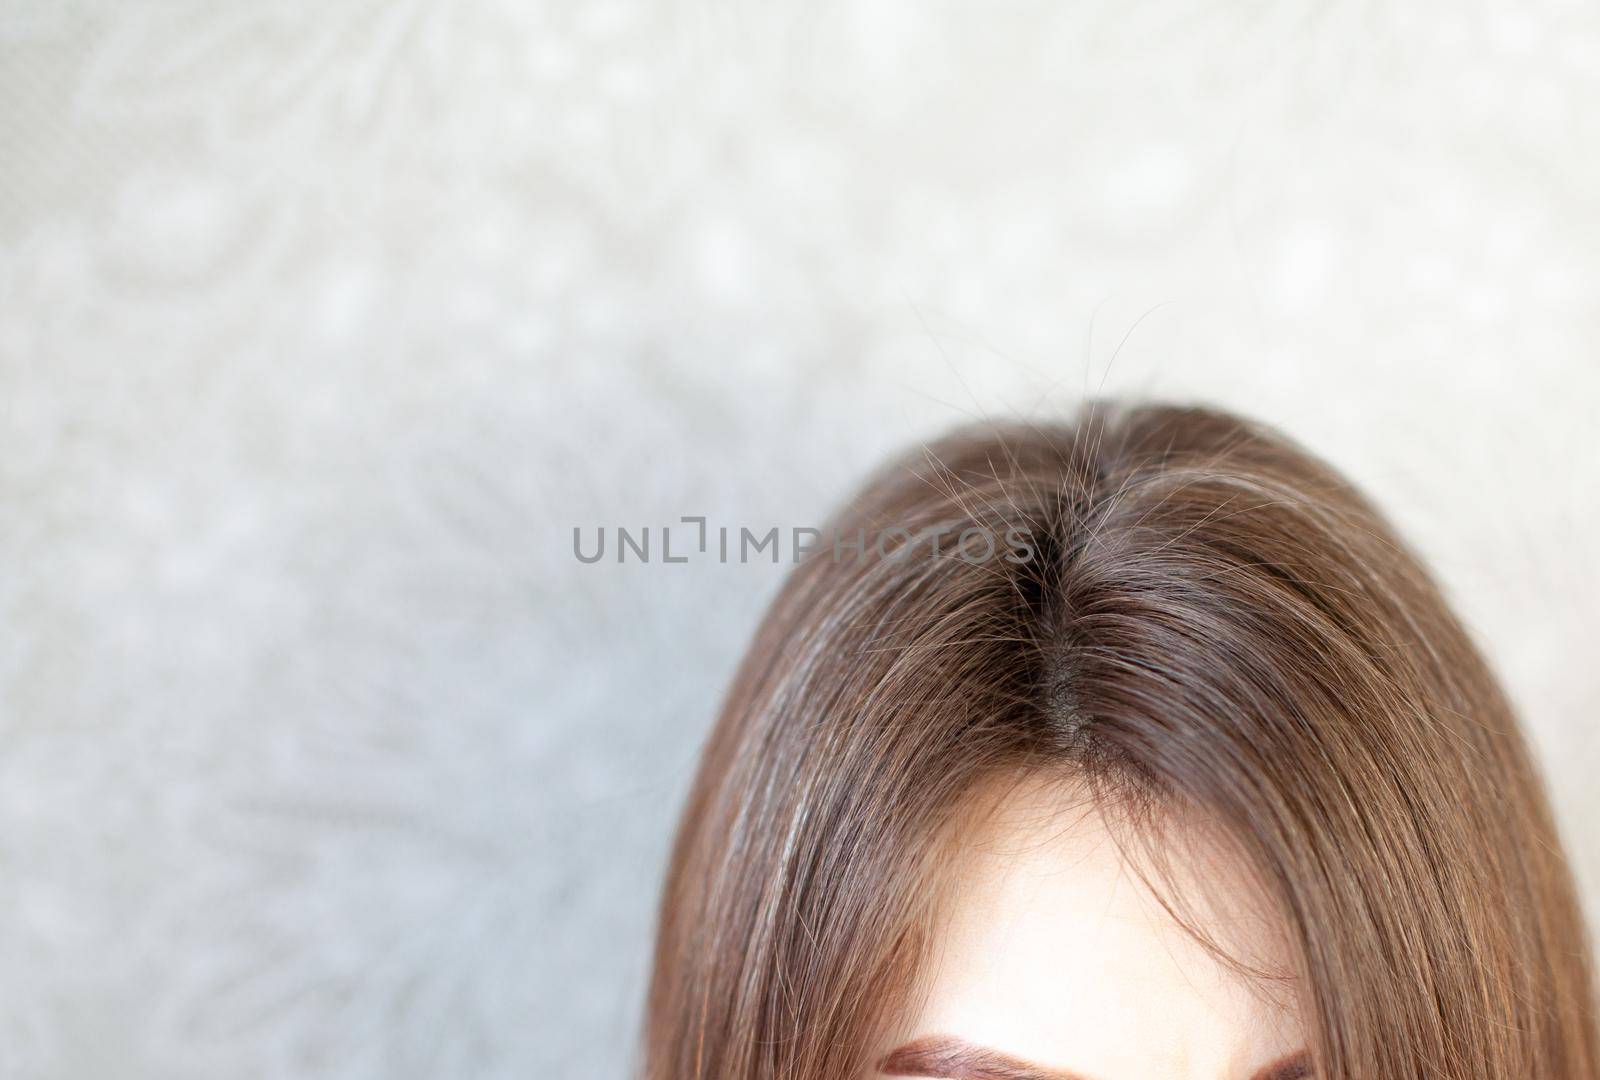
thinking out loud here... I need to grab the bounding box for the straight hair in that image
[645,402,1598,1078]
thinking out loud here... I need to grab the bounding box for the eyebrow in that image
[878,1035,1087,1080]
[878,1035,1312,1080]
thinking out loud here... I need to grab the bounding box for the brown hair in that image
[645,402,1597,1078]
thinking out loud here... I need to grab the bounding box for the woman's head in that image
[645,402,1597,1078]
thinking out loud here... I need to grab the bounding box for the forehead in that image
[890,776,1304,1080]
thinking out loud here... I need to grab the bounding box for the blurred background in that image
[2,1,1597,1077]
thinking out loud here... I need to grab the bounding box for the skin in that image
[875,775,1309,1080]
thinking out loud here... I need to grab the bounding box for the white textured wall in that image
[2,2,1597,1078]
